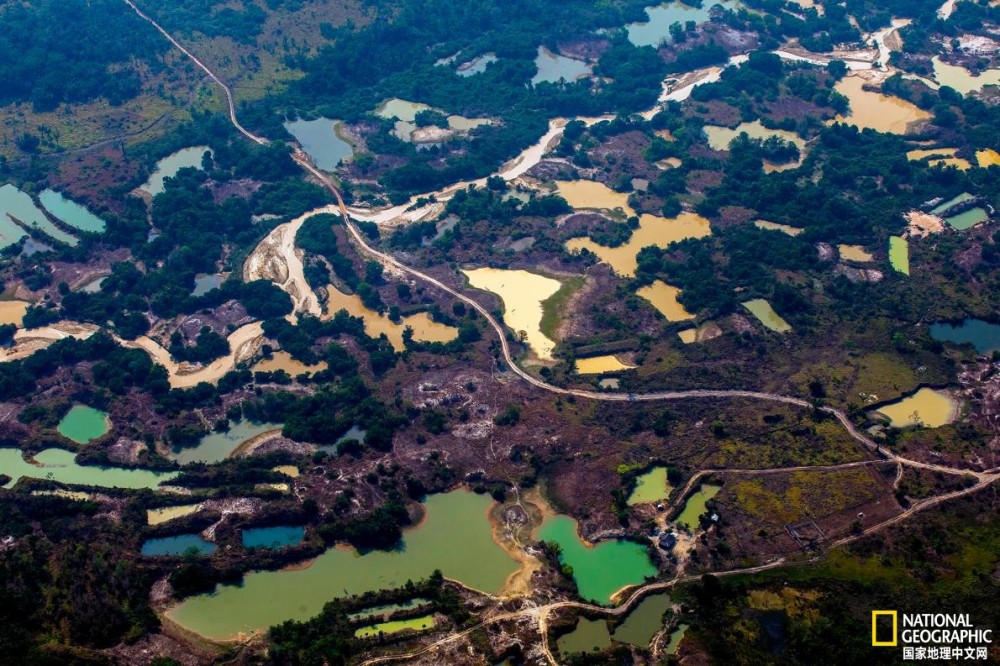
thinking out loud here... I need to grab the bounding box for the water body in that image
[831,77,930,134]
[0,184,77,246]
[704,120,805,156]
[191,273,224,297]
[566,212,711,277]
[532,47,591,85]
[976,149,1000,167]
[576,355,635,375]
[147,504,202,526]
[535,515,656,604]
[557,618,612,656]
[667,623,690,654]
[457,53,497,77]
[462,268,562,360]
[0,300,28,326]
[57,406,110,444]
[946,207,988,230]
[38,189,106,233]
[325,286,458,352]
[628,467,672,506]
[931,192,974,215]
[140,147,211,198]
[0,447,176,490]
[612,593,672,646]
[637,281,694,321]
[889,236,910,275]
[172,420,282,466]
[556,180,633,215]
[627,1,741,47]
[253,351,328,376]
[876,388,959,428]
[242,525,305,550]
[284,118,354,172]
[78,276,106,293]
[355,614,437,638]
[167,490,518,640]
[141,534,216,557]
[272,465,300,478]
[930,319,1000,355]
[676,484,721,529]
[742,299,791,333]
[931,57,1000,95]
[838,245,873,263]
[754,220,802,236]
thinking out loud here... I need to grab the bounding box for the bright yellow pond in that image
[463,267,562,360]
[832,77,930,134]
[576,355,635,375]
[556,180,633,215]
[876,388,959,428]
[637,281,694,321]
[566,212,711,277]
[325,287,457,352]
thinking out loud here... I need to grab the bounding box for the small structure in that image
[658,531,678,552]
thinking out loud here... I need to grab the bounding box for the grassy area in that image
[729,468,881,525]
[539,275,585,341]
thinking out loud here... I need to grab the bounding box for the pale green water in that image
[557,618,611,656]
[355,614,436,638]
[57,406,110,444]
[532,47,592,85]
[166,490,518,640]
[742,299,791,333]
[172,420,281,465]
[191,274,224,297]
[457,53,497,77]
[142,534,216,556]
[0,184,77,246]
[535,515,656,604]
[284,118,353,171]
[667,623,689,654]
[889,236,909,275]
[675,484,721,529]
[627,1,741,47]
[930,319,1000,355]
[141,147,211,197]
[930,192,974,215]
[612,593,672,646]
[242,526,305,550]
[0,448,177,490]
[38,189,106,233]
[348,599,430,621]
[946,207,988,230]
[628,467,672,506]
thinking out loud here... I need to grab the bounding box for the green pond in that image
[535,515,657,604]
[931,192,974,215]
[628,467,672,506]
[142,534,216,557]
[612,593,672,646]
[675,484,721,530]
[38,189,106,233]
[172,420,282,465]
[742,299,792,333]
[355,614,436,638]
[626,0,741,47]
[284,118,353,172]
[931,319,1000,355]
[242,525,305,550]
[0,448,177,490]
[557,618,612,656]
[946,207,988,230]
[667,623,690,654]
[57,406,110,444]
[348,598,431,621]
[0,183,77,246]
[191,273,224,297]
[889,236,909,275]
[532,46,591,85]
[166,490,518,640]
[141,147,211,197]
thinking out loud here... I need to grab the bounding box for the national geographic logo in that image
[872,611,993,661]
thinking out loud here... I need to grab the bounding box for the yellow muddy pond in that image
[742,299,791,333]
[832,77,930,134]
[325,287,458,352]
[556,180,633,215]
[147,504,202,526]
[876,388,959,428]
[576,355,635,375]
[703,120,806,168]
[976,149,1000,167]
[637,281,694,321]
[754,220,802,236]
[677,322,722,344]
[0,300,28,326]
[838,245,874,263]
[272,465,300,478]
[566,212,711,277]
[932,57,1000,95]
[906,147,971,170]
[462,268,561,360]
[252,351,328,375]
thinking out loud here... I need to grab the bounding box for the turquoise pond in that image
[242,525,305,549]
[141,534,216,556]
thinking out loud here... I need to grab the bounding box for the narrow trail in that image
[120,6,1000,663]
